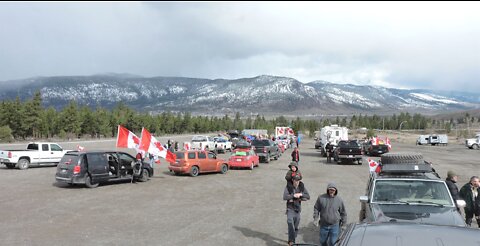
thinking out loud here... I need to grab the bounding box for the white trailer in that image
[416,134,448,146]
[319,125,349,156]
[416,135,430,145]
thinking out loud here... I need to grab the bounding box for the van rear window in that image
[175,153,185,159]
[60,154,80,165]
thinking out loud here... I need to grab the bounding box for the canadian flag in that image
[386,137,392,151]
[372,137,379,146]
[288,128,294,135]
[116,125,140,150]
[77,145,85,151]
[368,158,381,173]
[139,128,176,163]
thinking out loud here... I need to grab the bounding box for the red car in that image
[228,148,259,170]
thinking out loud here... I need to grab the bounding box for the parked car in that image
[251,139,280,163]
[0,142,70,170]
[336,222,480,246]
[191,135,216,150]
[333,140,363,165]
[228,148,259,170]
[359,152,465,227]
[363,138,389,156]
[213,137,233,153]
[55,151,153,188]
[168,150,228,177]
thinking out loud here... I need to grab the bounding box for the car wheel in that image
[17,158,30,170]
[190,166,199,177]
[473,144,479,150]
[139,169,149,182]
[5,163,15,169]
[85,174,99,188]
[381,152,424,164]
[357,159,362,165]
[220,164,228,174]
[250,163,254,170]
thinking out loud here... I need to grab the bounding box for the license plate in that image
[61,169,67,173]
[348,155,353,158]
[378,151,383,153]
[236,159,242,162]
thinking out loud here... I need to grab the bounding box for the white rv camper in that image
[319,125,349,156]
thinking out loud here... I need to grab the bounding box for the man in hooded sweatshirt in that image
[283,174,310,246]
[313,183,347,246]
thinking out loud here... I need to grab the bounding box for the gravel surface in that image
[0,136,478,245]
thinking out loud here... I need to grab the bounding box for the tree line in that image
[0,91,464,142]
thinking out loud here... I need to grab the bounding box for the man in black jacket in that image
[283,174,310,246]
[459,176,480,227]
[445,170,460,210]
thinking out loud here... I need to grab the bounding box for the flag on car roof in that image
[116,125,141,150]
[139,128,176,163]
[386,137,392,151]
[77,145,85,151]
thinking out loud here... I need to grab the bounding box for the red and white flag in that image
[287,128,294,135]
[386,137,392,151]
[139,128,176,163]
[368,158,381,173]
[116,125,140,150]
[77,145,85,151]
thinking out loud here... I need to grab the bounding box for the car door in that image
[49,144,65,163]
[197,151,210,171]
[207,152,219,171]
[26,143,41,164]
[86,152,109,183]
[39,143,50,164]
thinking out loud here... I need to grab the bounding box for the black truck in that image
[363,139,389,156]
[333,140,363,165]
[55,151,154,188]
[251,139,280,163]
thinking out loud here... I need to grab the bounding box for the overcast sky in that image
[1,2,479,92]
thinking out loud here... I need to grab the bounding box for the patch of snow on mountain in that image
[410,93,459,104]
[326,88,381,107]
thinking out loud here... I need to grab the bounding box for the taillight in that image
[73,165,81,174]
[8,151,12,158]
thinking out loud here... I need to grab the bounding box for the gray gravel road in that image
[0,137,478,245]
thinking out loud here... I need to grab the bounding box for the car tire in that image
[139,169,149,182]
[220,164,228,174]
[190,166,199,177]
[85,174,99,188]
[357,159,362,165]
[17,158,30,170]
[473,144,479,150]
[380,152,424,164]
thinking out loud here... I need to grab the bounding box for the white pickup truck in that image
[191,135,216,150]
[0,142,70,169]
[466,134,480,150]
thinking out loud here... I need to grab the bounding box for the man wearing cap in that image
[445,171,460,210]
[313,183,347,246]
[283,174,310,246]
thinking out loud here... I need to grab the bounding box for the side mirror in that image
[456,199,466,208]
[359,196,369,203]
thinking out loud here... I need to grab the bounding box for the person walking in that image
[291,147,300,164]
[283,174,310,246]
[325,142,333,163]
[459,176,480,227]
[445,171,460,210]
[313,183,347,246]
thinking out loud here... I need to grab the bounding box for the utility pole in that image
[399,121,407,131]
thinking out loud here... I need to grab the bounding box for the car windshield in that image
[338,141,359,147]
[372,180,453,206]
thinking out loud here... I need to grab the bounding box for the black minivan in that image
[55,151,154,188]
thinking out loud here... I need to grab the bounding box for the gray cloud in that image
[1,2,479,93]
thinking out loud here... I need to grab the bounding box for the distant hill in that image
[0,74,479,116]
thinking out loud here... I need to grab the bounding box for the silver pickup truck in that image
[0,142,70,169]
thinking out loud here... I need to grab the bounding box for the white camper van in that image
[319,125,349,156]
[416,134,448,146]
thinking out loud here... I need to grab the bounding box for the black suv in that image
[359,152,465,227]
[55,151,153,188]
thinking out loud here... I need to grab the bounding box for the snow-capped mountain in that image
[0,74,479,115]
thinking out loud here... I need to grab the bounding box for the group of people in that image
[445,171,480,227]
[283,147,346,246]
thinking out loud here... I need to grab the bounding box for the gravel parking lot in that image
[0,136,479,245]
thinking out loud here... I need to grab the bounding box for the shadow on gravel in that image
[299,152,322,158]
[299,222,319,245]
[233,226,286,246]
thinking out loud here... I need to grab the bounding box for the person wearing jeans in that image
[313,183,347,246]
[283,174,310,246]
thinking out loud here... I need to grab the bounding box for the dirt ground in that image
[0,133,479,245]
